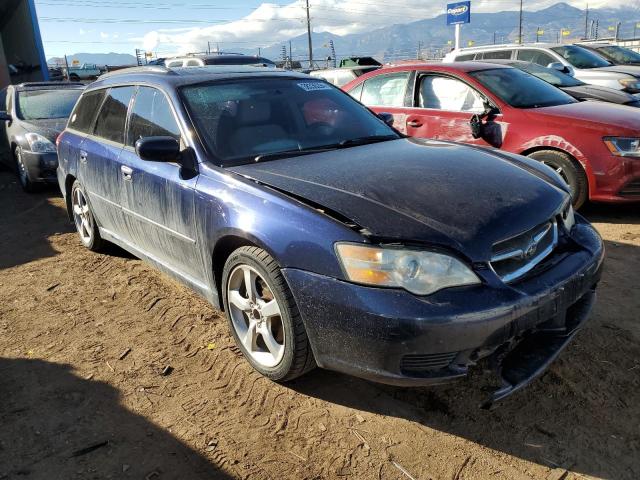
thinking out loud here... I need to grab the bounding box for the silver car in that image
[444,43,640,94]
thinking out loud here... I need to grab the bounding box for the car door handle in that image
[407,120,423,128]
[121,165,133,181]
[79,150,88,164]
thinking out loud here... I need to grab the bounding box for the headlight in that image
[335,243,480,296]
[603,137,640,158]
[619,79,640,92]
[25,133,56,153]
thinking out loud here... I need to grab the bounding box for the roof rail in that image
[98,65,174,80]
[18,81,84,88]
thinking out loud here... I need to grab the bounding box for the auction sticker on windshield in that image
[297,82,333,91]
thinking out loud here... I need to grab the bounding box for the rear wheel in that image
[71,180,103,251]
[14,147,38,193]
[527,150,588,209]
[222,246,315,381]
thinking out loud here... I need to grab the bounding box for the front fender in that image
[193,165,364,304]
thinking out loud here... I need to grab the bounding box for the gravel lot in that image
[0,168,638,480]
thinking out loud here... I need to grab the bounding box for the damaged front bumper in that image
[282,220,604,405]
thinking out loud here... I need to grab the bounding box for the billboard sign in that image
[447,1,471,25]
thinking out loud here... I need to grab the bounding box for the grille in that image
[490,220,558,283]
[619,179,640,197]
[400,352,457,372]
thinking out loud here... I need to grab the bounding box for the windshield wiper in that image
[338,135,398,148]
[252,135,398,163]
[254,146,335,163]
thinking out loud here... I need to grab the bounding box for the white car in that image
[443,43,640,93]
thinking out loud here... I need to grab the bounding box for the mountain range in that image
[47,3,640,67]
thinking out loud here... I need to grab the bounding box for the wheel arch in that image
[64,174,77,222]
[211,232,278,311]
[519,145,592,197]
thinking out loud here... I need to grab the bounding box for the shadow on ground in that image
[0,358,232,480]
[0,171,71,270]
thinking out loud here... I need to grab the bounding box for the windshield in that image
[181,78,399,165]
[597,46,640,64]
[551,45,612,69]
[514,62,584,87]
[469,68,577,108]
[17,89,82,120]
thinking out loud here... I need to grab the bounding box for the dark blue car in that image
[57,66,604,405]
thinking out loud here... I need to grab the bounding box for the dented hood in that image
[229,138,569,261]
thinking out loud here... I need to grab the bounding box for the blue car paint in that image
[57,67,604,401]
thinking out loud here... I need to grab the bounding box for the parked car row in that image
[0,53,630,405]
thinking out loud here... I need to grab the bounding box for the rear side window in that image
[481,50,513,60]
[128,87,181,146]
[361,72,410,107]
[68,89,106,133]
[517,49,556,67]
[93,86,136,144]
[456,54,476,61]
[166,60,183,67]
[418,75,484,112]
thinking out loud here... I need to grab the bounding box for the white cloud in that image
[141,0,628,55]
[100,32,109,39]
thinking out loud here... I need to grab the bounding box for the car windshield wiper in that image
[338,135,398,148]
[252,135,398,163]
[254,146,335,163]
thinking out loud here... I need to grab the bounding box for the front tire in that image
[14,147,38,193]
[70,180,103,251]
[222,246,315,382]
[527,150,588,209]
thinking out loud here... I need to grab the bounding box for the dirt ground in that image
[0,168,638,480]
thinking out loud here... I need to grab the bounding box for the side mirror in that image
[470,114,484,139]
[0,111,11,122]
[547,62,572,75]
[377,112,394,127]
[135,136,180,163]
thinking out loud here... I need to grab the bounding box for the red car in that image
[343,62,640,207]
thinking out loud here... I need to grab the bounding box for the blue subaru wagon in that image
[57,66,604,406]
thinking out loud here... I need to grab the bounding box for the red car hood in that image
[531,101,640,135]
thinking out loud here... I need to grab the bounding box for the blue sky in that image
[36,0,618,59]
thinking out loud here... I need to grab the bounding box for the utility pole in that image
[289,41,292,67]
[305,0,313,69]
[208,41,211,54]
[536,26,539,42]
[417,40,422,58]
[493,31,496,44]
[584,3,589,39]
[518,0,523,44]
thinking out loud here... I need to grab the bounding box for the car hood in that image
[562,84,638,105]
[19,118,68,142]
[229,138,568,261]
[531,101,640,132]
[596,65,640,77]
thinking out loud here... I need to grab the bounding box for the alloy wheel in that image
[227,264,286,368]
[72,186,94,245]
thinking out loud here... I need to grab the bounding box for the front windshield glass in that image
[514,62,584,87]
[181,78,399,165]
[17,89,82,120]
[469,68,577,108]
[598,46,640,64]
[551,45,611,69]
